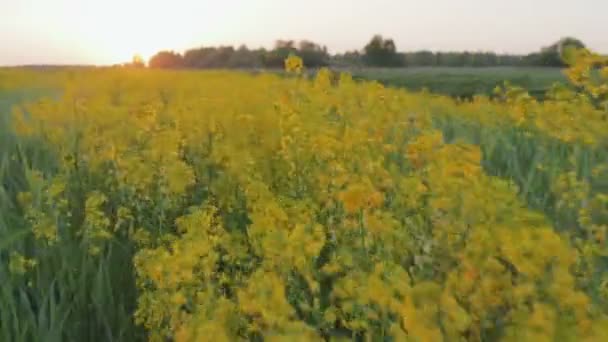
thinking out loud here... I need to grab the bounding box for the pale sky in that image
[1,0,607,66]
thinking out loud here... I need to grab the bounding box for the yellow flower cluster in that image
[3,50,607,341]
[285,54,304,74]
[437,50,608,147]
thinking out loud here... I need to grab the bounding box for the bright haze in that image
[1,0,607,66]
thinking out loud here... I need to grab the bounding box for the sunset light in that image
[2,0,607,66]
[2,1,608,341]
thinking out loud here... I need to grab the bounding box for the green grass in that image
[0,90,144,342]
[347,66,567,99]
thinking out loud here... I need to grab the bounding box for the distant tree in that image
[183,47,210,68]
[260,40,328,68]
[262,40,298,68]
[405,51,435,66]
[275,40,296,49]
[371,49,527,68]
[497,54,523,66]
[226,45,263,68]
[331,50,364,68]
[148,51,184,68]
[556,37,585,55]
[297,40,330,67]
[441,52,464,67]
[462,51,473,66]
[536,37,586,67]
[539,50,561,67]
[484,52,497,66]
[520,52,541,66]
[182,46,237,68]
[145,35,589,70]
[212,46,236,68]
[363,35,403,67]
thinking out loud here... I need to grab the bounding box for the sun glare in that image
[69,1,201,65]
[91,30,168,65]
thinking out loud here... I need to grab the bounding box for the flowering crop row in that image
[0,52,607,341]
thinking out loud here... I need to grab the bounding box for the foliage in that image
[148,51,184,69]
[524,37,587,67]
[148,41,328,70]
[146,36,588,70]
[183,46,242,68]
[0,48,607,341]
[263,40,329,68]
[363,35,404,67]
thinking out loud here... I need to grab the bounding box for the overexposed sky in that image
[1,0,607,65]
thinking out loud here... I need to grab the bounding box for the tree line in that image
[147,35,586,69]
[148,40,329,69]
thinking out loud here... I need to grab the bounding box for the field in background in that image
[3,65,566,100]
[348,66,566,98]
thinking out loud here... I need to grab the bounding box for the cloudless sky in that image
[1,0,607,66]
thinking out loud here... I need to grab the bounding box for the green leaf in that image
[0,228,31,252]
